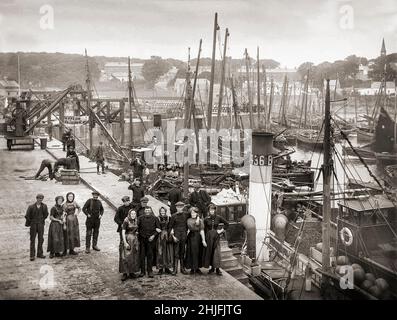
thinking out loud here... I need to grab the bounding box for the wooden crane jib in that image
[24,85,82,135]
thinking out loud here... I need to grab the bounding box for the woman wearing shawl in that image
[120,209,140,281]
[47,196,65,258]
[62,192,81,255]
[184,207,207,274]
[156,207,173,275]
[202,204,229,275]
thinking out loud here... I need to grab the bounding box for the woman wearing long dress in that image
[184,207,207,274]
[62,192,81,255]
[47,196,65,258]
[156,207,173,274]
[202,204,229,275]
[120,209,140,281]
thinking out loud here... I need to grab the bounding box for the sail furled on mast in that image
[373,107,396,153]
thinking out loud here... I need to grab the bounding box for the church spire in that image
[381,38,386,57]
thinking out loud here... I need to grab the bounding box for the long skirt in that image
[64,214,80,250]
[202,230,221,268]
[156,230,174,269]
[184,231,203,270]
[47,221,65,253]
[120,233,140,274]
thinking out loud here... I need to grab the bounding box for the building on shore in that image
[102,62,144,82]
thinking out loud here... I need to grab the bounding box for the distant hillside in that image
[0,52,185,90]
[0,52,101,89]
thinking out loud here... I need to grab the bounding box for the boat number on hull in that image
[340,227,353,246]
[253,154,272,166]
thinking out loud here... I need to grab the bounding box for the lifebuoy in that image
[340,227,353,246]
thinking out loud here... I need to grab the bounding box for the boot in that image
[180,260,188,275]
[121,273,128,282]
[208,267,215,274]
[165,268,172,274]
[172,260,178,275]
[158,268,163,275]
[216,268,223,276]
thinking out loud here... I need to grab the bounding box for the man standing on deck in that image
[25,194,49,261]
[137,206,161,278]
[83,191,104,253]
[95,141,105,175]
[168,181,183,214]
[47,120,53,141]
[62,128,72,151]
[168,201,189,275]
[128,178,145,209]
[189,185,211,218]
[130,154,146,181]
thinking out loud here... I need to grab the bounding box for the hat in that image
[140,196,149,203]
[122,196,130,202]
[36,193,44,199]
[208,203,217,210]
[175,201,185,207]
[92,191,100,196]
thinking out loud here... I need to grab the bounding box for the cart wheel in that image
[7,139,12,150]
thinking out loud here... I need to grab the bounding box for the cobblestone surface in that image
[0,138,261,300]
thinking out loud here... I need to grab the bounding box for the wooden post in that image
[245,48,253,129]
[120,100,125,145]
[59,101,65,137]
[207,12,219,129]
[322,79,332,278]
[216,28,229,131]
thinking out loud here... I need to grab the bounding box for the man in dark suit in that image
[168,181,183,214]
[189,185,211,218]
[25,193,49,261]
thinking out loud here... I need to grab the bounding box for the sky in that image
[0,0,396,68]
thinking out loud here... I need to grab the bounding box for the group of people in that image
[25,191,104,260]
[114,179,228,281]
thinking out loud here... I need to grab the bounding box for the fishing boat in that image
[247,80,397,300]
[296,129,324,150]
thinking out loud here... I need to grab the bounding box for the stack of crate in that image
[60,169,80,185]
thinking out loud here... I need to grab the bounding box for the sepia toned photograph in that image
[0,0,396,305]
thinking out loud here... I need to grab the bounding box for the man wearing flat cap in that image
[128,178,145,209]
[136,196,150,218]
[189,184,211,218]
[83,191,104,253]
[168,201,189,275]
[25,194,49,261]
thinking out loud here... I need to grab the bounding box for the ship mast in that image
[244,48,253,128]
[207,13,219,129]
[127,56,134,146]
[216,28,229,131]
[321,79,332,279]
[85,49,93,151]
[257,47,261,127]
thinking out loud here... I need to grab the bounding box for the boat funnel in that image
[248,130,275,262]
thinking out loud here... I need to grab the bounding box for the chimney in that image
[248,130,274,262]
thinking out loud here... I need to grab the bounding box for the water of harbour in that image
[290,135,385,193]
